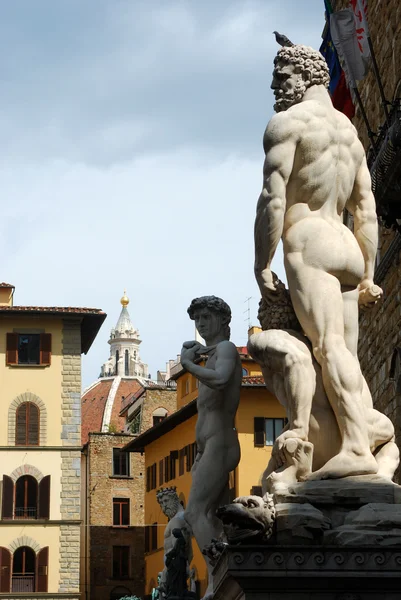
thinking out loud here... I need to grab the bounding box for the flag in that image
[350,0,370,61]
[330,9,368,83]
[320,13,355,119]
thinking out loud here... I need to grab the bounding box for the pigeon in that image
[273,31,294,47]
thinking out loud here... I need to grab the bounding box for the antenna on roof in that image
[244,297,252,330]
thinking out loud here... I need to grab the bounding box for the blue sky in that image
[0,1,326,387]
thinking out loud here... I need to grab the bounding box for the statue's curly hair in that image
[274,44,330,89]
[187,296,231,323]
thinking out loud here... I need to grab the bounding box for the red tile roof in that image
[242,375,265,386]
[0,306,104,314]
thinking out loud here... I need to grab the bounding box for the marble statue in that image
[157,487,192,595]
[250,43,399,484]
[216,494,275,544]
[181,296,242,600]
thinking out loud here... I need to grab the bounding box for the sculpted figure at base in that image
[252,43,399,482]
[181,296,242,600]
[165,528,190,598]
[157,487,193,596]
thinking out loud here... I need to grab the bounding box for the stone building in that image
[81,293,177,600]
[328,0,401,480]
[0,282,105,600]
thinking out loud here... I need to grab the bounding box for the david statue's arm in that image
[346,155,379,291]
[254,113,296,298]
[181,341,238,391]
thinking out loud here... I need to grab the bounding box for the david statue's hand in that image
[358,279,383,307]
[181,341,202,365]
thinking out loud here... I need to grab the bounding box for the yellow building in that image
[0,283,105,600]
[125,346,286,598]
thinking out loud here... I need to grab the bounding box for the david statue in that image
[181,296,242,600]
[248,43,399,486]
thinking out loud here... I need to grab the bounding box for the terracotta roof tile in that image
[242,375,265,386]
[0,306,104,314]
[81,379,113,444]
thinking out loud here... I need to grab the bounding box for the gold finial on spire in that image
[120,290,129,307]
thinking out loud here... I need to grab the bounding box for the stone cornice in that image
[0,519,82,525]
[0,446,82,451]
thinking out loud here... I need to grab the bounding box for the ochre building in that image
[0,282,105,600]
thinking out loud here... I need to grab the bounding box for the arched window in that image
[15,403,39,446]
[152,407,168,427]
[124,350,129,376]
[115,350,119,375]
[242,367,249,376]
[15,476,38,519]
[12,546,35,592]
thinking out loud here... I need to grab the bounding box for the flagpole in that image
[366,35,390,125]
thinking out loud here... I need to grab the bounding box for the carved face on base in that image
[271,61,308,113]
[216,495,275,543]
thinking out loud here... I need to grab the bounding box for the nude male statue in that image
[156,487,192,596]
[254,44,385,480]
[181,296,242,599]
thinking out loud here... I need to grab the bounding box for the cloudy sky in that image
[0,1,326,388]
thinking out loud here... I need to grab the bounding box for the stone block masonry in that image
[59,319,82,594]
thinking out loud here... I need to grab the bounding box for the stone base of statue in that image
[167,593,197,600]
[213,476,401,600]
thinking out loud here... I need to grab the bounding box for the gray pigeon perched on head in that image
[273,31,294,47]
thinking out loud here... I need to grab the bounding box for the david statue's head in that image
[187,296,231,344]
[272,44,330,113]
[156,486,181,520]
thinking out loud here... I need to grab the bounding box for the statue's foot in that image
[306,451,378,481]
[275,428,308,449]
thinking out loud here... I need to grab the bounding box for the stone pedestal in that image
[213,476,401,600]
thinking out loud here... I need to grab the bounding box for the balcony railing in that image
[12,575,35,592]
[14,506,37,519]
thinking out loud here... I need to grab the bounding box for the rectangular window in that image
[164,456,171,482]
[113,498,130,526]
[6,333,52,366]
[112,546,130,578]
[178,448,185,476]
[113,448,130,477]
[254,417,287,447]
[159,459,164,486]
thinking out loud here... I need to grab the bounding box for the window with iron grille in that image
[113,498,130,526]
[112,448,130,477]
[112,546,130,578]
[15,403,39,446]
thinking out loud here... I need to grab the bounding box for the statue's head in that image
[156,486,181,519]
[187,296,231,342]
[272,44,330,112]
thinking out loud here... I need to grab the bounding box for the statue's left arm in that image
[254,113,296,298]
[181,341,238,390]
[346,155,379,291]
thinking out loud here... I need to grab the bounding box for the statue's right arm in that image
[254,114,296,298]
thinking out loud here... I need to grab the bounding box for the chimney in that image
[0,283,15,306]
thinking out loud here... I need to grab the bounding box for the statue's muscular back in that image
[276,96,366,285]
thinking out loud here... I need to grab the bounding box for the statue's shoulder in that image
[216,339,239,357]
[263,111,303,151]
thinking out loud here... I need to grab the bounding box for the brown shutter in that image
[1,475,13,519]
[145,526,150,553]
[36,546,49,592]
[146,467,151,492]
[6,333,18,365]
[27,403,39,446]
[16,403,28,445]
[152,464,157,489]
[40,333,51,366]
[0,547,11,593]
[151,523,158,551]
[254,417,265,447]
[179,449,185,476]
[38,475,50,519]
[159,459,164,486]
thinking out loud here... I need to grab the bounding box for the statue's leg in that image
[286,257,377,480]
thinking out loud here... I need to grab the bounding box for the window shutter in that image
[28,403,39,446]
[159,459,164,486]
[146,467,151,492]
[39,475,51,519]
[16,403,28,445]
[151,523,157,551]
[145,526,150,553]
[6,333,18,365]
[40,333,51,366]
[254,417,265,447]
[36,546,49,592]
[0,547,11,593]
[1,475,13,519]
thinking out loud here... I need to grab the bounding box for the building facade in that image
[81,294,177,600]
[0,283,105,600]
[125,347,286,599]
